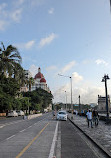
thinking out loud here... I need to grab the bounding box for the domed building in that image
[31,67,50,92]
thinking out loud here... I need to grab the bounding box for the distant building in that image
[98,95,110,111]
[24,70,32,79]
[31,67,50,92]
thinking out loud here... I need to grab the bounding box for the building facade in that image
[98,95,110,111]
[31,67,50,92]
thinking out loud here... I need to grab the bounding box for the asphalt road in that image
[0,113,57,158]
[0,113,107,158]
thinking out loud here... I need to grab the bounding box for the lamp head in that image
[101,78,105,82]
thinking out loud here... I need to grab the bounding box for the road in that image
[0,113,108,158]
[0,113,57,158]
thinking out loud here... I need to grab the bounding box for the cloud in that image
[95,59,108,66]
[0,20,7,31]
[0,3,7,13]
[29,64,38,77]
[0,2,24,31]
[72,72,83,83]
[53,81,104,104]
[48,8,54,14]
[11,8,22,22]
[60,61,76,74]
[14,40,35,50]
[38,33,57,48]
[25,40,35,49]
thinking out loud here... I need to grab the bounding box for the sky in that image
[1,0,111,105]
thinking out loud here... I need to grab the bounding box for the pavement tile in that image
[68,113,111,155]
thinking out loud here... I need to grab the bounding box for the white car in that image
[16,110,24,116]
[8,110,18,117]
[57,111,68,121]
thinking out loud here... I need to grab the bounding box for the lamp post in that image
[65,91,67,110]
[79,95,81,115]
[101,74,110,123]
[58,74,73,111]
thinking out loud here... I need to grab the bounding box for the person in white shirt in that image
[86,109,93,128]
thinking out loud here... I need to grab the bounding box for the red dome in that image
[34,72,43,79]
[40,78,46,83]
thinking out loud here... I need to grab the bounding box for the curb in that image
[68,117,111,158]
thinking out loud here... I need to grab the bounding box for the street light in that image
[101,74,110,123]
[78,95,81,115]
[65,91,67,110]
[58,74,73,111]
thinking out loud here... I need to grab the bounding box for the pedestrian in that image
[86,109,93,128]
[94,110,99,126]
[76,110,78,115]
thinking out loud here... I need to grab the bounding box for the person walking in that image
[86,109,93,128]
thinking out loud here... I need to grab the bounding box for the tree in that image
[0,42,22,77]
[27,77,34,91]
[22,88,53,112]
[14,64,27,87]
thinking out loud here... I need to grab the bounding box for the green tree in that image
[27,77,34,91]
[23,88,53,112]
[20,97,30,114]
[0,42,22,77]
[0,74,20,112]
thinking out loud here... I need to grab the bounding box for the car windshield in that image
[58,112,66,115]
[16,110,20,112]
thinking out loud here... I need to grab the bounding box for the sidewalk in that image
[68,113,111,157]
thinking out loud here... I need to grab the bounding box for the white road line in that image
[0,120,24,128]
[6,135,15,140]
[48,121,59,158]
[28,126,32,128]
[19,129,26,133]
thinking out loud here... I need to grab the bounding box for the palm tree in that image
[0,42,22,77]
[14,64,27,87]
[27,77,35,91]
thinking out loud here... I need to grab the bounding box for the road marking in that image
[28,125,32,128]
[6,135,15,140]
[48,121,58,158]
[0,120,24,128]
[16,122,49,158]
[19,129,26,133]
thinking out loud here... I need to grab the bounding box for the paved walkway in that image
[68,113,111,156]
[61,120,98,158]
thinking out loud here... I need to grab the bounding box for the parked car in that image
[56,110,68,121]
[8,110,18,117]
[16,110,24,116]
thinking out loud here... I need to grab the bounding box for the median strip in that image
[16,122,49,158]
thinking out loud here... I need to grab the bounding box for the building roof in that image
[34,67,44,79]
[34,72,44,79]
[40,78,46,83]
